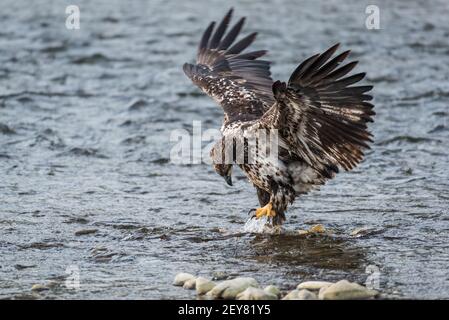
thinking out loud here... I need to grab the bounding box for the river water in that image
[1,0,448,299]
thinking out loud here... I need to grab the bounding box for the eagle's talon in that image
[255,202,276,219]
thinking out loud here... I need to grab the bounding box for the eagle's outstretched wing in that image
[183,9,274,123]
[260,43,375,174]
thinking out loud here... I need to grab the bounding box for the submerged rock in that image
[126,98,149,111]
[195,277,216,295]
[297,224,330,236]
[15,264,36,270]
[173,273,195,286]
[0,123,16,135]
[282,289,317,300]
[183,278,197,289]
[264,285,281,298]
[236,287,278,300]
[297,289,318,300]
[14,293,41,300]
[309,224,326,233]
[212,271,229,281]
[31,284,49,292]
[74,229,98,236]
[319,280,378,300]
[207,277,259,299]
[350,227,380,238]
[297,281,333,291]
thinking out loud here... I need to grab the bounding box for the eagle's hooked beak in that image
[214,164,233,186]
[183,63,193,78]
[224,175,233,186]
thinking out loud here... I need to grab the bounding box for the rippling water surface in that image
[1,0,448,299]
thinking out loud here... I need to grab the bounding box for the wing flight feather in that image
[183,9,274,122]
[260,44,374,175]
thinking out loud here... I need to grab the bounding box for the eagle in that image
[183,9,374,225]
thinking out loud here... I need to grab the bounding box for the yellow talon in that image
[255,202,276,219]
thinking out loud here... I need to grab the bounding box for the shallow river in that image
[1,0,448,299]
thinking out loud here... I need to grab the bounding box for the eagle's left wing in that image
[183,9,274,122]
[260,43,375,175]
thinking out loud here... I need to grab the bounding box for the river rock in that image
[309,224,326,233]
[297,281,333,291]
[282,289,317,300]
[350,227,379,238]
[74,229,98,236]
[298,224,328,236]
[264,285,281,298]
[237,287,278,300]
[183,278,197,289]
[297,289,318,300]
[282,289,299,300]
[15,264,36,270]
[318,284,334,299]
[207,277,259,299]
[319,280,378,300]
[173,273,195,286]
[196,277,216,295]
[31,284,49,292]
[212,271,231,280]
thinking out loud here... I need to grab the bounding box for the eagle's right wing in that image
[183,9,274,123]
[260,44,375,175]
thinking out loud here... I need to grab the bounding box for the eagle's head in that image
[213,163,233,186]
[210,142,233,186]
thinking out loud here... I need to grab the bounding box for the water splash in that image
[242,216,283,234]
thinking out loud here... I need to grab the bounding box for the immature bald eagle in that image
[183,9,374,225]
